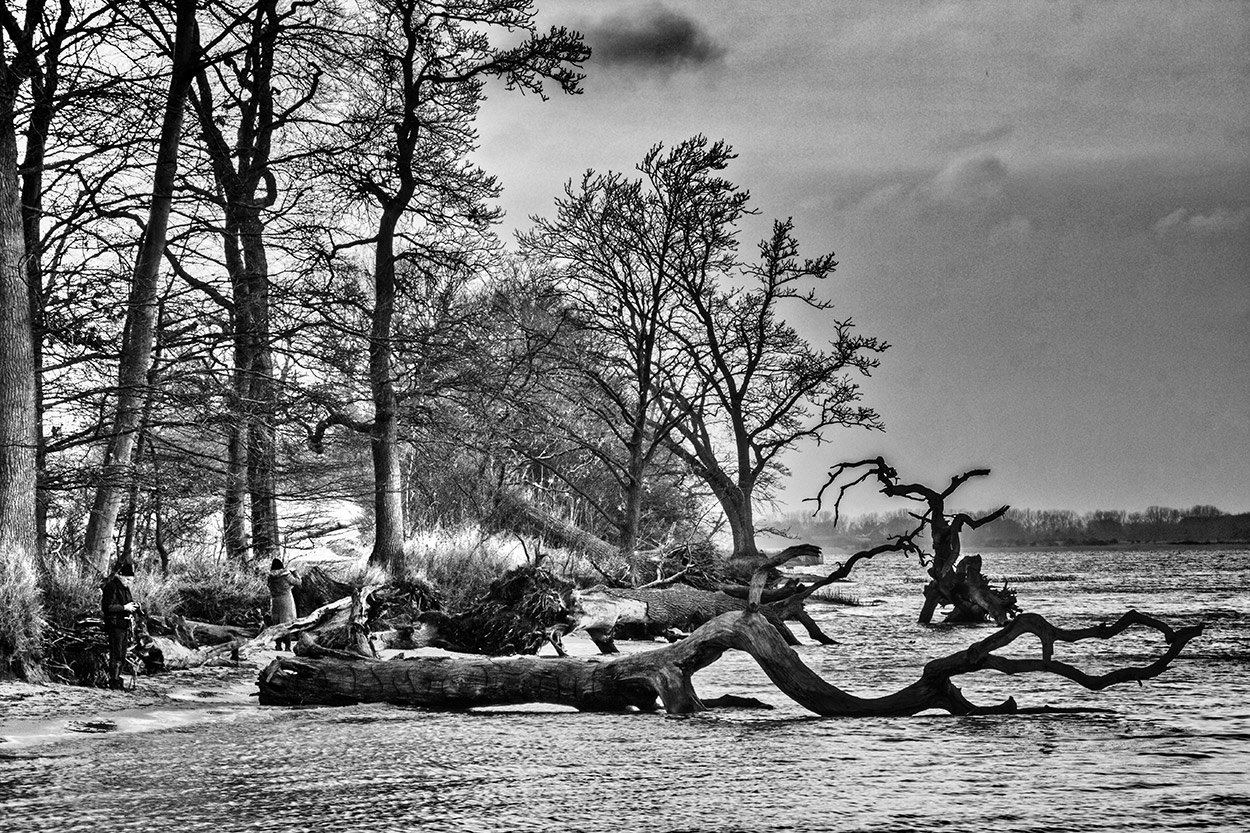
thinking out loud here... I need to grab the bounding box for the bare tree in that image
[662,214,887,566]
[519,138,744,553]
[312,0,587,573]
[186,0,329,563]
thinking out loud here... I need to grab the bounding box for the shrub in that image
[169,545,267,625]
[399,525,532,612]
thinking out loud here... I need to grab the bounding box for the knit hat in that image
[271,558,284,571]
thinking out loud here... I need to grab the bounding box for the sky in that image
[472,0,1250,518]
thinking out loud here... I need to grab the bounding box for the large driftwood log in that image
[158,615,256,647]
[257,607,1201,715]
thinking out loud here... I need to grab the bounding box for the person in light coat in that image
[268,558,302,650]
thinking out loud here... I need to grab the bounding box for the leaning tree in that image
[82,0,200,575]
[661,210,887,569]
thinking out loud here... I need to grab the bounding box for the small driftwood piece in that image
[243,587,379,658]
[146,636,238,670]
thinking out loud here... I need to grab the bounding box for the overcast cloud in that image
[475,1,1250,515]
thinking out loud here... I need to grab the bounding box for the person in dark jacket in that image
[101,561,138,689]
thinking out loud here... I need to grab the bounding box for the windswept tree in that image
[519,137,745,553]
[311,0,587,572]
[814,457,1015,624]
[661,215,887,564]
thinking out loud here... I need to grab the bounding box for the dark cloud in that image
[583,5,725,72]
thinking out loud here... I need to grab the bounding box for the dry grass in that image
[398,524,532,611]
[37,543,265,629]
[0,550,44,674]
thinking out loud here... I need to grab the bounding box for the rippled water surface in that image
[3,546,1248,832]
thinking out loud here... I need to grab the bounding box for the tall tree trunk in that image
[240,213,280,564]
[20,30,58,569]
[666,431,760,560]
[83,0,198,573]
[705,474,758,562]
[190,0,284,566]
[0,68,41,677]
[721,488,761,573]
[223,419,250,560]
[223,222,251,562]
[618,399,649,553]
[369,211,405,573]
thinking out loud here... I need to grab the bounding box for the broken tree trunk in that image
[813,458,1015,624]
[257,606,1200,715]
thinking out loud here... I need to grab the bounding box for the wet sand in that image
[0,637,600,748]
[0,653,274,748]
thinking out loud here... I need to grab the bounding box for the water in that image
[3,546,1248,832]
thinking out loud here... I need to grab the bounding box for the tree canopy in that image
[0,0,885,675]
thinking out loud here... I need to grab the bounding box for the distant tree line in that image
[775,505,1250,550]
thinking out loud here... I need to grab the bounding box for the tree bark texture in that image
[368,210,406,573]
[257,607,1201,715]
[0,59,42,677]
[83,0,198,573]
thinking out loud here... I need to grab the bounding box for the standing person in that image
[268,558,302,650]
[101,561,139,690]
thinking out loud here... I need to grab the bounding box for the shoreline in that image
[0,654,273,749]
[0,637,599,748]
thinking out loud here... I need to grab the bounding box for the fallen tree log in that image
[257,607,1201,715]
[571,581,834,653]
[493,488,620,564]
